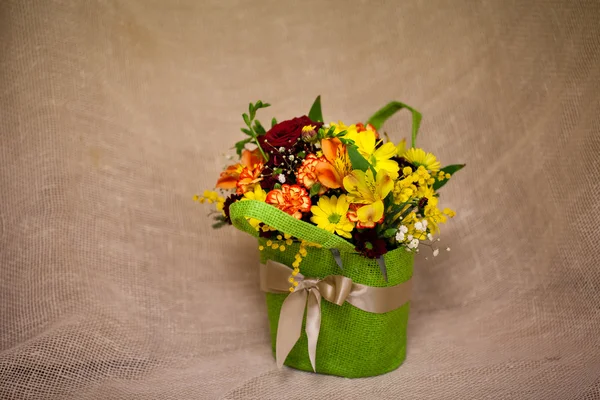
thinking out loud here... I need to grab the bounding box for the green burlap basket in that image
[230,200,413,378]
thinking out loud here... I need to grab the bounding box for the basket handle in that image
[229,200,355,251]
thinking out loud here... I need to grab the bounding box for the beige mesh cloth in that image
[1,1,599,399]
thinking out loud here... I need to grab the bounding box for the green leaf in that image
[273,167,283,174]
[271,117,277,127]
[309,183,322,196]
[347,145,370,172]
[249,103,256,120]
[242,113,251,127]
[338,137,354,145]
[212,221,228,229]
[274,183,282,190]
[383,228,397,238]
[385,201,414,224]
[241,128,253,136]
[433,164,466,191]
[254,101,270,109]
[366,101,422,148]
[254,120,266,134]
[212,215,228,229]
[234,138,252,157]
[308,95,323,122]
[297,151,306,159]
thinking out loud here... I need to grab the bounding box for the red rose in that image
[258,116,321,152]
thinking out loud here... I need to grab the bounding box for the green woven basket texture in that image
[259,240,413,378]
[229,200,414,378]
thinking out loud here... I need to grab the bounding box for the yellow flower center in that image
[328,213,341,224]
[302,125,316,132]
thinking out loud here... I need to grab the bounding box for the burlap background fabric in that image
[1,1,599,399]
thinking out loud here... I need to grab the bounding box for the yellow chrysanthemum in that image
[403,148,441,172]
[242,185,267,228]
[310,194,355,238]
[242,184,267,202]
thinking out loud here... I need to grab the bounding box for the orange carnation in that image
[236,162,264,194]
[265,184,311,219]
[296,154,327,194]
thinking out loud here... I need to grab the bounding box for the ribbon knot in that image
[260,260,412,372]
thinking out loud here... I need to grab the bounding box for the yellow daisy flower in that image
[403,148,441,172]
[310,194,355,238]
[242,185,267,228]
[242,184,267,202]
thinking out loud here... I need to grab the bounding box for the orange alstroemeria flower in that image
[215,149,264,189]
[236,162,264,194]
[315,138,353,189]
[265,184,311,219]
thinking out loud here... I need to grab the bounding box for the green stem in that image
[253,136,269,162]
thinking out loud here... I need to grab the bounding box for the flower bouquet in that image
[196,97,464,377]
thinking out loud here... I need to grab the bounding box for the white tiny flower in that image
[408,238,419,249]
[395,232,405,242]
[446,247,451,252]
[278,147,286,152]
[399,225,408,234]
[278,174,286,183]
[433,249,439,257]
[407,234,413,241]
[288,155,295,161]
[437,238,441,242]
[422,219,428,229]
[414,221,424,232]
[427,233,433,241]
[225,154,234,160]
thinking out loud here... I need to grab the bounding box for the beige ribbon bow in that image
[260,260,412,372]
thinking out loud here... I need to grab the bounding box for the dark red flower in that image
[353,229,388,259]
[223,193,243,224]
[258,116,322,152]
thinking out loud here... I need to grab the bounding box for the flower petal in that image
[316,162,342,188]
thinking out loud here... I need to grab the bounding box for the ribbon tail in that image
[305,289,322,372]
[330,248,343,271]
[276,290,307,369]
[377,256,388,282]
